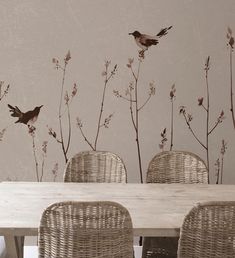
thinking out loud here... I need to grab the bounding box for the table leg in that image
[4,236,24,258]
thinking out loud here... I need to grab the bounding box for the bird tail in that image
[8,104,23,118]
[156,26,172,38]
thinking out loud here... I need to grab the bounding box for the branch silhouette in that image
[49,51,77,163]
[227,27,235,129]
[77,61,117,150]
[28,126,48,182]
[169,84,176,150]
[215,140,227,184]
[114,53,156,183]
[180,56,225,183]
[0,81,10,142]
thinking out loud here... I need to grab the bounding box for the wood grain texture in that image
[1,182,235,237]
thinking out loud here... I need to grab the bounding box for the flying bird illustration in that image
[129,26,172,50]
[8,104,43,126]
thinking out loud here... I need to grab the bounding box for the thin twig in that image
[230,47,235,129]
[32,135,39,182]
[78,62,116,150]
[130,66,137,81]
[65,103,71,154]
[78,124,95,151]
[58,62,68,163]
[94,69,108,150]
[220,156,224,184]
[205,63,210,176]
[94,64,116,150]
[134,59,143,183]
[0,85,10,102]
[52,163,59,182]
[181,56,225,184]
[201,104,208,112]
[119,95,136,102]
[220,139,227,184]
[40,158,45,182]
[170,100,174,151]
[215,158,220,184]
[182,112,207,149]
[61,97,75,116]
[129,87,137,131]
[50,53,75,163]
[208,119,221,135]
[138,94,151,111]
[169,85,176,150]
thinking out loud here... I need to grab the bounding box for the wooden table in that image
[1,182,235,258]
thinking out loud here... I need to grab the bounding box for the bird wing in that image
[23,110,35,125]
[8,104,23,118]
[140,34,158,47]
[14,106,22,114]
[156,26,172,38]
[7,104,15,110]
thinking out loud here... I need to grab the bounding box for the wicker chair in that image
[142,151,208,258]
[146,151,208,184]
[38,201,133,258]
[178,201,235,258]
[64,151,127,183]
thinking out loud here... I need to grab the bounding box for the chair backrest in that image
[38,201,133,258]
[64,151,127,183]
[146,151,208,184]
[177,201,235,258]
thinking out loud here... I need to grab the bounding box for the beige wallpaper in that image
[0,0,234,183]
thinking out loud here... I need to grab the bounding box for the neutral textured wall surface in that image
[0,0,234,183]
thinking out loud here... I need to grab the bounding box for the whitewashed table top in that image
[0,182,235,237]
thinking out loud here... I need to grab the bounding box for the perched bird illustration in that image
[129,26,172,51]
[8,104,43,126]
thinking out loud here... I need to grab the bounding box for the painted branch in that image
[230,47,235,129]
[78,125,95,151]
[129,89,137,131]
[183,113,207,149]
[170,100,174,151]
[135,60,143,184]
[208,119,220,135]
[65,104,71,155]
[40,158,45,182]
[220,156,224,184]
[205,68,210,182]
[58,62,68,163]
[94,65,116,150]
[32,136,39,182]
[138,94,151,111]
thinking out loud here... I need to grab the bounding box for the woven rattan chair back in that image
[142,151,208,258]
[146,150,208,184]
[38,201,133,258]
[178,201,235,258]
[64,151,127,183]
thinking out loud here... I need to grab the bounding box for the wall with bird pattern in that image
[0,0,235,184]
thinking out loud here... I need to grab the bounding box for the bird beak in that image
[129,32,133,35]
[39,105,43,109]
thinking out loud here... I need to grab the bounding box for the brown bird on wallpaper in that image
[8,104,43,127]
[129,26,172,51]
